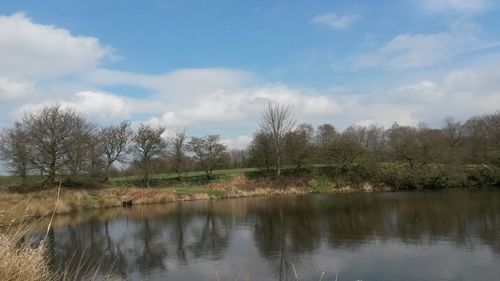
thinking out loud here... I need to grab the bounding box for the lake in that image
[36,190,500,281]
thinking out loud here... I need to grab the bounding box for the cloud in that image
[81,68,344,129]
[63,91,133,119]
[2,65,257,128]
[354,22,481,70]
[344,62,500,127]
[0,12,113,79]
[311,12,358,30]
[83,68,255,99]
[15,91,136,120]
[416,0,489,13]
[17,60,500,134]
[0,77,33,100]
[223,135,253,150]
[146,84,343,129]
[6,61,500,142]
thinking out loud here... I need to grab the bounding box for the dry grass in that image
[0,173,368,226]
[0,187,176,226]
[205,174,360,199]
[0,224,52,281]
[0,224,119,281]
[1,190,118,281]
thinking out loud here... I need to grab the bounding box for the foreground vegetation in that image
[0,229,51,281]
[0,222,118,281]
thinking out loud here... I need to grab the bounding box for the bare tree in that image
[0,122,32,185]
[484,112,500,165]
[462,115,494,164]
[64,119,97,180]
[315,124,337,162]
[167,130,188,179]
[21,104,92,183]
[441,117,464,163]
[364,125,387,161]
[329,133,364,170]
[229,149,248,169]
[249,131,274,172]
[387,123,421,168]
[131,124,167,187]
[100,121,132,181]
[284,123,314,169]
[86,134,106,178]
[188,135,227,179]
[258,103,296,176]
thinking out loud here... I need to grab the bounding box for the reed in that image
[0,222,52,281]
[0,184,118,281]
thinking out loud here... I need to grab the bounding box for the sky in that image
[0,0,499,149]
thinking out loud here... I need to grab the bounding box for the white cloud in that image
[2,66,256,127]
[83,68,255,99]
[382,33,456,68]
[311,12,358,30]
[0,77,33,100]
[223,135,253,150]
[0,12,113,79]
[303,95,343,116]
[344,62,500,127]
[62,91,133,118]
[76,63,500,132]
[5,61,500,142]
[354,23,480,70]
[146,84,343,128]
[15,91,135,120]
[416,0,488,13]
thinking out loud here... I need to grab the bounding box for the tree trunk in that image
[277,154,281,176]
[46,149,57,183]
[144,165,150,188]
[105,163,111,182]
[176,166,182,180]
[20,164,27,186]
[47,161,56,184]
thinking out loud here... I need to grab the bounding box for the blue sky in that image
[0,0,499,148]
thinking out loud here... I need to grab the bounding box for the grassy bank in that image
[0,172,359,226]
[1,164,499,226]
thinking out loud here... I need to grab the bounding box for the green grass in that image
[2,163,498,191]
[0,175,46,187]
[0,168,258,189]
[172,186,227,197]
[108,167,261,189]
[110,167,258,182]
[308,175,336,192]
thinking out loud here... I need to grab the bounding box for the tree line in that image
[248,104,499,189]
[1,103,499,188]
[0,104,227,187]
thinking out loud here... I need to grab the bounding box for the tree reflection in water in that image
[32,190,500,281]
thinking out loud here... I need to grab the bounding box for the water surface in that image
[38,190,500,280]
